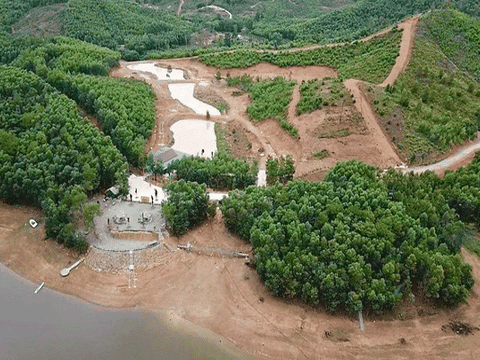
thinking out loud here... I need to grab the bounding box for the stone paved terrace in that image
[90,199,165,251]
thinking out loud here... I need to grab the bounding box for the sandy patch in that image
[127,63,185,81]
[171,119,217,158]
[168,83,221,116]
[257,169,266,186]
[207,192,229,201]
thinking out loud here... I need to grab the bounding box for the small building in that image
[106,185,120,198]
[151,147,190,167]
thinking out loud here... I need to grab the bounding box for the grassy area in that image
[214,122,253,159]
[297,78,353,115]
[11,3,65,36]
[200,29,402,84]
[425,9,480,82]
[314,111,366,139]
[227,75,298,138]
[194,86,230,113]
[214,123,230,154]
[312,149,330,159]
[465,234,480,259]
[369,19,480,164]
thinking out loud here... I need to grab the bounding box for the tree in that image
[221,161,474,313]
[83,203,101,231]
[266,156,295,185]
[161,180,209,236]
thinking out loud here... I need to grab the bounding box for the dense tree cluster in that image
[0,13,157,248]
[0,66,128,251]
[12,36,121,76]
[386,153,480,231]
[169,151,258,190]
[1,35,155,166]
[266,156,295,186]
[255,0,445,44]
[3,0,474,60]
[452,0,480,18]
[48,72,156,166]
[161,180,209,236]
[64,0,195,59]
[221,161,473,312]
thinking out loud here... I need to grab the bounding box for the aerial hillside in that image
[0,35,155,246]
[5,0,472,59]
[370,9,480,164]
[2,1,480,359]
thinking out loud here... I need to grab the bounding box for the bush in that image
[161,180,209,236]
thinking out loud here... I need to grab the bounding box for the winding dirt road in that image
[344,15,480,175]
[342,17,420,169]
[344,78,402,167]
[176,0,184,17]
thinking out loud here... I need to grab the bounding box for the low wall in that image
[110,230,158,241]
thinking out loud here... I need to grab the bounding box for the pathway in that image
[342,17,419,169]
[344,79,402,168]
[404,133,480,175]
[176,0,184,16]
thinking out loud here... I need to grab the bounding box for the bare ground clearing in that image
[1,202,480,359]
[111,56,404,178]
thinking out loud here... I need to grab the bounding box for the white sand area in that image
[257,169,266,187]
[170,120,217,159]
[127,63,185,81]
[128,174,167,204]
[168,83,221,116]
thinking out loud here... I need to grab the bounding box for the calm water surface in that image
[0,264,252,360]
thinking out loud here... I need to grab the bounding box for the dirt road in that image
[344,79,402,167]
[405,132,480,176]
[341,18,420,169]
[176,0,184,16]
[381,17,419,87]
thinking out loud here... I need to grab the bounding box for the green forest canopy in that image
[221,161,475,313]
[371,10,480,163]
[4,0,479,59]
[0,66,128,250]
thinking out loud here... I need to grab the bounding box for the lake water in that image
[127,63,185,81]
[0,264,252,360]
[171,120,217,159]
[168,83,221,116]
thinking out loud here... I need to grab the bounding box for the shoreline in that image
[1,201,480,360]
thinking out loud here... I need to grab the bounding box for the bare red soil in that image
[1,202,479,359]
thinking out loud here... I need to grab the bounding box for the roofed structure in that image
[151,146,190,166]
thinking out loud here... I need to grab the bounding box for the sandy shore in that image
[1,201,480,360]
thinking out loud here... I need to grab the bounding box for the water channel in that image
[0,264,252,360]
